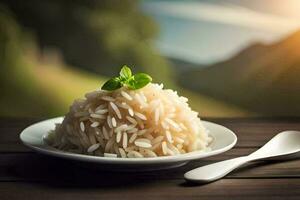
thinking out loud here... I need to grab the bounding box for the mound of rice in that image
[48,83,212,158]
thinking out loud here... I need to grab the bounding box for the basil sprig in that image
[101,66,152,91]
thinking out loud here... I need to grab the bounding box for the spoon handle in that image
[184,156,249,183]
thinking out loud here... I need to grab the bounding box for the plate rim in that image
[20,117,237,164]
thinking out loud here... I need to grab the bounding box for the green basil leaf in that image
[101,66,152,91]
[101,77,122,91]
[127,73,152,89]
[119,65,132,80]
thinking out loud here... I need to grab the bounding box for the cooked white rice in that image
[48,83,212,158]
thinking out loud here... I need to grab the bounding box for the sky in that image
[142,0,300,65]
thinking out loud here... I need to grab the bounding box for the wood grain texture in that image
[0,152,299,182]
[1,179,300,200]
[0,118,299,199]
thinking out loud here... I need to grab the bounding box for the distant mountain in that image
[179,30,300,116]
[166,57,206,72]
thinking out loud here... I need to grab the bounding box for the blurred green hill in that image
[0,8,105,117]
[180,30,300,116]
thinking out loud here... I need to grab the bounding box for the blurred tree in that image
[0,6,56,116]
[0,0,173,86]
[0,7,105,117]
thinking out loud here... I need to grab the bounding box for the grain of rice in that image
[176,144,183,149]
[117,102,129,109]
[137,129,147,136]
[127,151,143,158]
[135,93,142,104]
[161,121,169,130]
[116,131,122,143]
[95,109,108,115]
[121,91,133,101]
[180,96,188,102]
[167,112,176,118]
[107,115,113,128]
[95,104,107,111]
[91,121,100,127]
[165,118,181,131]
[166,147,175,156]
[119,148,127,158]
[85,91,99,99]
[128,108,134,116]
[134,138,152,148]
[111,117,117,127]
[87,143,100,153]
[102,126,109,140]
[165,130,173,143]
[105,138,114,152]
[151,142,161,150]
[134,112,147,120]
[144,133,154,140]
[124,124,136,131]
[152,136,164,144]
[124,146,137,152]
[161,141,168,155]
[90,113,105,119]
[115,124,128,133]
[110,102,122,119]
[127,127,138,134]
[179,123,187,130]
[174,136,185,144]
[167,143,180,155]
[122,132,128,149]
[140,91,147,103]
[175,132,187,139]
[104,153,117,158]
[126,116,137,125]
[129,133,138,143]
[101,96,115,101]
[136,93,147,108]
[80,122,85,132]
[149,99,160,112]
[142,149,157,157]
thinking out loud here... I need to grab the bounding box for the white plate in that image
[20,117,237,171]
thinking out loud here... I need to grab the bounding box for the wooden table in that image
[1,118,300,199]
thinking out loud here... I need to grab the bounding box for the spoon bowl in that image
[248,131,300,160]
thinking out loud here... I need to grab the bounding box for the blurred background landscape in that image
[1,0,300,118]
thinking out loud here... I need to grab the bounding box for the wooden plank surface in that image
[1,179,300,200]
[0,152,299,182]
[0,118,299,199]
